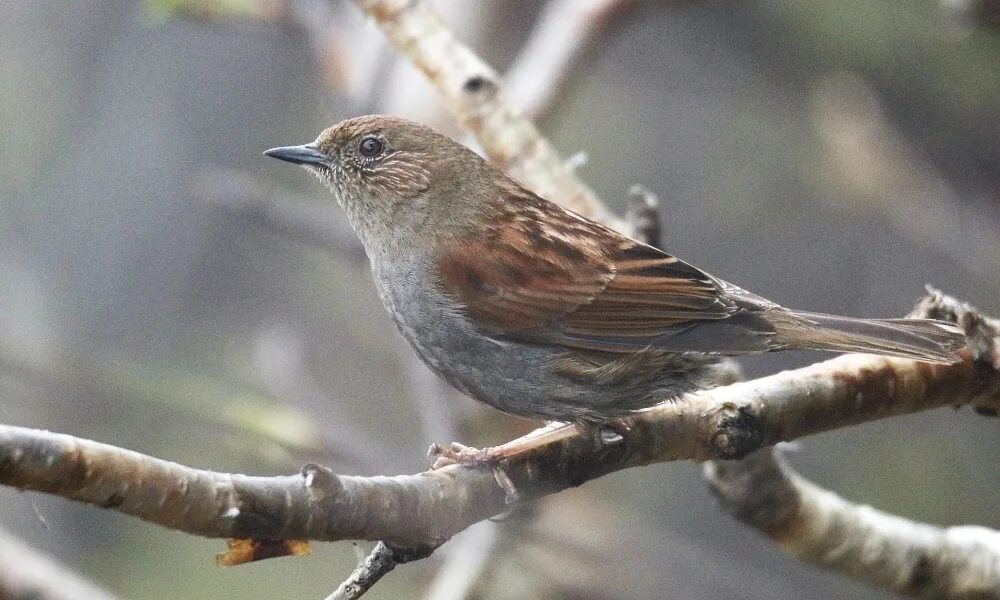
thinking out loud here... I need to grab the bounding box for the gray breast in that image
[368,252,567,417]
[367,253,714,422]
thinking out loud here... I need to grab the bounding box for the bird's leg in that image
[426,421,574,469]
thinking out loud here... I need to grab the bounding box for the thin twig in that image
[326,543,394,600]
[325,542,430,600]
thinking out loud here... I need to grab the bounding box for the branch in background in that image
[0,293,995,549]
[194,168,367,262]
[809,73,1000,291]
[940,0,1000,27]
[0,528,121,600]
[422,521,499,600]
[504,0,636,121]
[351,0,631,233]
[277,0,355,95]
[705,448,1000,599]
[703,288,1000,599]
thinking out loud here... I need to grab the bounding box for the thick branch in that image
[705,449,1000,599]
[0,292,996,549]
[351,0,630,232]
[700,289,1000,599]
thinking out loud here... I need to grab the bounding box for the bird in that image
[264,115,965,426]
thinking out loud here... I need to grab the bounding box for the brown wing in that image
[435,192,738,353]
[562,243,735,345]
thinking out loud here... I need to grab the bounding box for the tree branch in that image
[0,294,996,552]
[701,288,1000,599]
[324,541,431,600]
[350,0,631,233]
[705,448,1000,599]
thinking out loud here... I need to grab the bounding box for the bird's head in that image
[265,115,487,247]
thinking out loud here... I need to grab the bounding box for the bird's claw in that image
[427,442,521,506]
[492,464,521,506]
[576,420,630,447]
[427,442,494,470]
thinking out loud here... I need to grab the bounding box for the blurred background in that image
[1,0,998,598]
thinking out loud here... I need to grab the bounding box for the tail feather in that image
[774,311,966,364]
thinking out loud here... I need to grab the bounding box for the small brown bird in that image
[265,115,965,425]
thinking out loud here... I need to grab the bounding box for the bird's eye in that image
[358,135,384,158]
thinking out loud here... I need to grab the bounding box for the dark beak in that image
[263,144,329,166]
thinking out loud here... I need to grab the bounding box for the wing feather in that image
[434,188,736,352]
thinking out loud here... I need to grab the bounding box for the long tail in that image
[773,311,966,364]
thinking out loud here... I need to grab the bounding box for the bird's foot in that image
[427,442,521,506]
[427,441,495,469]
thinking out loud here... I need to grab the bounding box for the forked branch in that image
[0,293,996,552]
